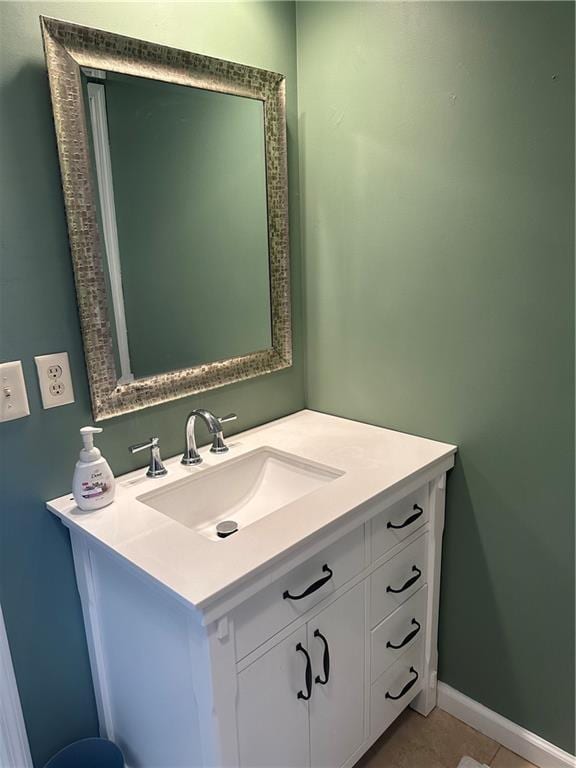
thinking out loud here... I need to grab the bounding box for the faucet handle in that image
[129,436,159,454]
[211,413,237,454]
[129,436,167,478]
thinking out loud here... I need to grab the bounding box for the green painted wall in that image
[0,3,303,765]
[103,73,271,377]
[1,1,574,764]
[297,0,574,752]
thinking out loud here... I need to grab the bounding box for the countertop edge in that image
[47,450,455,623]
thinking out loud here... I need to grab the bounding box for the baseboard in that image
[437,682,575,768]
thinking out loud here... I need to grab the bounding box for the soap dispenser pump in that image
[72,426,116,511]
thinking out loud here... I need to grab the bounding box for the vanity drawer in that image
[370,639,424,739]
[370,533,428,627]
[371,485,428,562]
[234,526,365,660]
[371,586,427,682]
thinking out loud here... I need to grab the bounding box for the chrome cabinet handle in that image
[385,667,419,700]
[386,565,422,594]
[387,504,424,530]
[386,619,421,650]
[283,564,333,601]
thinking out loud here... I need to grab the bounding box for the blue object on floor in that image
[44,738,124,768]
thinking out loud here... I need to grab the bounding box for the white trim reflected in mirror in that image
[86,78,134,384]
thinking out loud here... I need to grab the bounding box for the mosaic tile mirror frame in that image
[41,16,292,420]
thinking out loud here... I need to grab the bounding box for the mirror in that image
[41,17,291,419]
[83,70,272,382]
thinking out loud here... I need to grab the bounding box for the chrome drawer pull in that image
[386,619,421,650]
[387,504,424,530]
[385,667,419,700]
[283,564,333,601]
[386,565,422,594]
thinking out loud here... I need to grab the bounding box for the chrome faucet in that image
[129,436,167,478]
[181,408,237,466]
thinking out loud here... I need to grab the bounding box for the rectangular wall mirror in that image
[41,17,291,420]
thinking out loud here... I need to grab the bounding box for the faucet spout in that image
[190,408,222,434]
[181,409,237,466]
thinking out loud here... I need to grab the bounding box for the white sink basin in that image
[137,446,344,541]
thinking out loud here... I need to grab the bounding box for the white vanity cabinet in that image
[65,472,447,768]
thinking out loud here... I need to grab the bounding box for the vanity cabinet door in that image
[237,625,310,768]
[308,583,365,768]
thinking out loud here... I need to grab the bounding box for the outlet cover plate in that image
[35,352,75,409]
[0,361,30,422]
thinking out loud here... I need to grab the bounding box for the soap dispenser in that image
[72,426,116,511]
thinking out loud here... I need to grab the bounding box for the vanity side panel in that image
[69,532,115,740]
[411,474,446,715]
[71,537,216,768]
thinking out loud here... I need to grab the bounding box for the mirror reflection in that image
[82,69,272,383]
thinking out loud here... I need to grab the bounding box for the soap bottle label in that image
[81,470,109,499]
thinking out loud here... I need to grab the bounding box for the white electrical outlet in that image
[0,361,30,422]
[35,352,75,409]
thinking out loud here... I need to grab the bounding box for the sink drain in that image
[216,520,238,539]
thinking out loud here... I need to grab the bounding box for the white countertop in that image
[47,410,456,614]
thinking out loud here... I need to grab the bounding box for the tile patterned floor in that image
[354,708,537,768]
